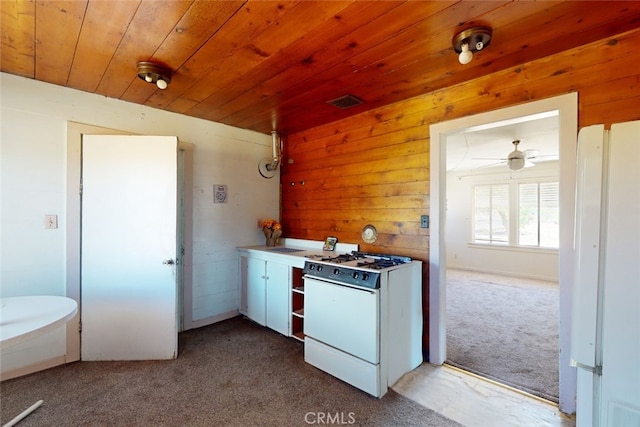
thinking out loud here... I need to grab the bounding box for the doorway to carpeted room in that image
[445,269,559,402]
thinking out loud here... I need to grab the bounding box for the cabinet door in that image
[246,257,266,325]
[266,261,290,336]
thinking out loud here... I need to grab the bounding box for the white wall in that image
[0,73,279,375]
[446,161,559,281]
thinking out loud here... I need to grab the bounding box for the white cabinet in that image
[265,260,289,335]
[244,256,267,325]
[239,254,290,336]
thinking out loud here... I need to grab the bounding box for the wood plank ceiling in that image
[2,1,640,136]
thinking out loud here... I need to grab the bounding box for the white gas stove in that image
[302,251,422,398]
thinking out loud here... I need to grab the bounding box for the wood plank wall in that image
[281,27,640,355]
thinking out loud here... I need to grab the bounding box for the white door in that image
[81,135,178,360]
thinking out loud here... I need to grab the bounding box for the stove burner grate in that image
[306,251,411,268]
[356,259,403,269]
[330,253,365,263]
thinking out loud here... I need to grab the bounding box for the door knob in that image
[162,259,175,265]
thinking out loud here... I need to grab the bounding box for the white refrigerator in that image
[571,121,640,426]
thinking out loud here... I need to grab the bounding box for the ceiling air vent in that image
[327,94,364,109]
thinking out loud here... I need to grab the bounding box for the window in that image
[473,181,559,248]
[473,184,509,244]
[519,182,559,248]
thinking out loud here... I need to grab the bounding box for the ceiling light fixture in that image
[136,61,172,90]
[452,26,492,65]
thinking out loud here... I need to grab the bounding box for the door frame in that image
[65,122,192,360]
[428,93,578,413]
[176,141,194,332]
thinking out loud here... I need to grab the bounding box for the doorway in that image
[428,93,578,414]
[443,114,561,401]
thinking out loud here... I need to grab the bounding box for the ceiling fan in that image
[506,139,538,171]
[475,140,541,171]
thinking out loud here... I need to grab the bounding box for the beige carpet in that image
[446,269,559,402]
[1,316,460,427]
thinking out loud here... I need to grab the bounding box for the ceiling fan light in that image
[508,157,525,171]
[156,78,168,90]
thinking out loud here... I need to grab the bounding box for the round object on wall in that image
[362,224,378,244]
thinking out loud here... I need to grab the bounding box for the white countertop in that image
[237,245,330,267]
[238,238,359,267]
[0,296,78,349]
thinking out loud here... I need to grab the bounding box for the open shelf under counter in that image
[290,267,305,340]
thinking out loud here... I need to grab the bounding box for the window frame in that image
[517,180,560,248]
[472,183,510,245]
[472,179,559,249]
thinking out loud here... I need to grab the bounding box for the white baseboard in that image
[447,266,558,282]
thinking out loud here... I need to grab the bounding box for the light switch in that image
[45,214,58,229]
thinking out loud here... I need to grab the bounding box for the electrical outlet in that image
[420,215,429,228]
[214,184,228,204]
[45,214,58,229]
